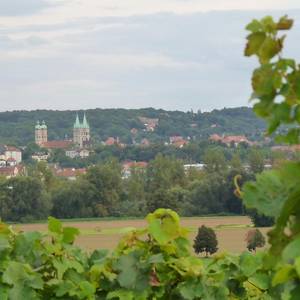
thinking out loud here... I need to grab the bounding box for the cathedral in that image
[73,113,90,148]
[35,113,90,149]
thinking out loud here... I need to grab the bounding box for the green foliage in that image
[193,225,218,256]
[0,107,265,146]
[248,149,264,174]
[0,209,282,299]
[241,15,300,299]
[203,148,227,173]
[245,15,299,141]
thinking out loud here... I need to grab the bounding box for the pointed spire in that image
[82,113,89,129]
[74,113,81,128]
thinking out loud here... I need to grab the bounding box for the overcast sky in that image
[1,1,300,112]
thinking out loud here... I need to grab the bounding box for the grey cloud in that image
[1,10,300,111]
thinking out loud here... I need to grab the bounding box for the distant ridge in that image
[0,107,265,146]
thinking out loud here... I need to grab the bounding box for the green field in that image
[17,216,269,253]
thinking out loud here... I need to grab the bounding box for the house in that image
[209,134,223,142]
[209,134,251,147]
[184,163,205,172]
[32,152,50,162]
[140,138,150,147]
[105,137,119,146]
[138,117,159,132]
[0,165,25,178]
[122,161,148,178]
[4,146,22,164]
[169,136,188,148]
[222,135,250,146]
[0,145,22,166]
[130,128,138,135]
[53,168,86,180]
[66,149,90,159]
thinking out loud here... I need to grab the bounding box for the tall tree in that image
[203,148,227,173]
[193,225,218,257]
[85,160,123,216]
[248,149,264,174]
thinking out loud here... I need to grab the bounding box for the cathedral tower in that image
[35,120,48,146]
[73,113,90,148]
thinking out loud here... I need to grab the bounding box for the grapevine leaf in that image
[282,236,300,262]
[242,170,288,218]
[248,272,270,290]
[245,32,266,56]
[48,216,62,234]
[62,227,79,244]
[178,278,204,299]
[147,209,181,245]
[272,264,295,286]
[107,289,134,300]
[240,252,262,277]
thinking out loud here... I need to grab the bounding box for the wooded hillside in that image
[0,107,265,146]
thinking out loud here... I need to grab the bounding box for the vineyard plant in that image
[1,16,300,299]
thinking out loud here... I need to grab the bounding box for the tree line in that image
[0,148,272,223]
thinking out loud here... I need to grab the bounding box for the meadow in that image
[16,216,269,253]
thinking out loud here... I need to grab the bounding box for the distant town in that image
[0,110,297,180]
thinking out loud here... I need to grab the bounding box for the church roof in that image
[35,120,41,130]
[74,114,81,128]
[73,113,89,129]
[40,120,47,129]
[41,140,73,149]
[82,113,89,129]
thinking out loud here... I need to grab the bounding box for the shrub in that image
[245,229,266,252]
[193,225,218,256]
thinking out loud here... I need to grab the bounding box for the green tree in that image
[188,173,227,215]
[245,229,266,252]
[230,153,243,171]
[248,149,264,174]
[121,166,147,217]
[85,160,123,216]
[145,154,185,212]
[193,225,218,256]
[203,148,227,173]
[51,179,98,218]
[3,176,51,222]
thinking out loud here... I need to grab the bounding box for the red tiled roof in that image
[173,140,188,148]
[54,168,86,178]
[209,134,250,144]
[209,134,222,142]
[105,137,121,146]
[105,137,116,146]
[0,165,22,177]
[5,146,21,152]
[223,135,249,143]
[170,136,184,143]
[0,167,15,176]
[123,161,148,170]
[41,140,73,149]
